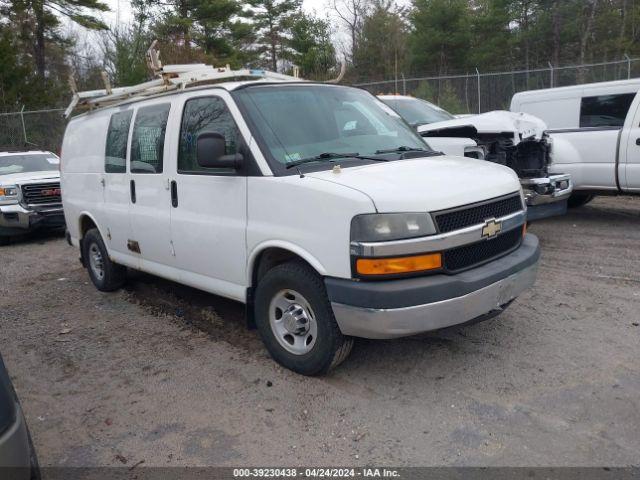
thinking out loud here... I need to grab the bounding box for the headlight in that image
[351,213,436,242]
[0,185,19,205]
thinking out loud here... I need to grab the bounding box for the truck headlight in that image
[0,185,19,205]
[351,213,436,242]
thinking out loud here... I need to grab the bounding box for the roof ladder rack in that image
[64,41,301,118]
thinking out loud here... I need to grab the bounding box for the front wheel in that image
[568,193,595,208]
[254,261,353,375]
[82,228,127,292]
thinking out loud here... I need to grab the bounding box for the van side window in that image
[579,93,635,128]
[178,96,239,174]
[105,110,133,173]
[131,104,171,174]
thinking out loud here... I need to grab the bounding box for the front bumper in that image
[521,174,572,221]
[326,234,540,339]
[0,203,65,236]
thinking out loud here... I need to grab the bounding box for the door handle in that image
[170,180,178,208]
[636,138,640,146]
[100,177,105,187]
[130,179,136,204]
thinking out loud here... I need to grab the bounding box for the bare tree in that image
[331,0,367,63]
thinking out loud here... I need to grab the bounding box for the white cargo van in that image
[511,79,640,206]
[61,63,539,375]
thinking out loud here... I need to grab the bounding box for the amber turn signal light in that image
[356,253,442,276]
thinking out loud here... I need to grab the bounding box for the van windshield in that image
[233,84,433,174]
[0,154,59,176]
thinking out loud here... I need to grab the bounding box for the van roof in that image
[513,77,640,99]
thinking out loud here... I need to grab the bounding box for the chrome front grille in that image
[433,193,523,233]
[21,182,62,205]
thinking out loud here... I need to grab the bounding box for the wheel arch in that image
[247,242,326,288]
[244,242,327,330]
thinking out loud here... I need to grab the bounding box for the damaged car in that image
[379,95,572,221]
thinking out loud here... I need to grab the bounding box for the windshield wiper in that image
[285,152,388,169]
[375,146,426,154]
[375,146,444,157]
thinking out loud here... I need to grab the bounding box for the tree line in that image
[0,0,639,112]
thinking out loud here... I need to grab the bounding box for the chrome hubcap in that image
[269,289,317,355]
[88,243,105,281]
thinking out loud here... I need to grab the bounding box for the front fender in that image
[246,240,328,285]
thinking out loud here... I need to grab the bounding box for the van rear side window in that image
[131,104,171,174]
[105,110,133,173]
[579,93,635,128]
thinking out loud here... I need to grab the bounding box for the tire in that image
[568,192,595,208]
[254,260,354,375]
[0,236,10,246]
[82,228,126,292]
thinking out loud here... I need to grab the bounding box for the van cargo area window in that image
[131,103,171,174]
[105,110,133,173]
[579,93,635,128]
[178,96,239,174]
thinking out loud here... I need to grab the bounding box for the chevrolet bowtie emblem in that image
[481,218,502,239]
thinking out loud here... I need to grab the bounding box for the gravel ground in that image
[0,196,639,468]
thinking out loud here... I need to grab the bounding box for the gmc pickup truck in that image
[379,95,573,220]
[511,79,640,206]
[0,150,65,244]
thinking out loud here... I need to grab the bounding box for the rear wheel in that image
[254,261,353,375]
[82,228,126,291]
[568,192,595,208]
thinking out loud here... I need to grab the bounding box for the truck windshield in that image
[380,97,455,127]
[0,154,59,175]
[233,84,433,174]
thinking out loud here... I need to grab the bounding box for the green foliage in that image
[288,13,337,79]
[246,0,302,71]
[352,0,408,82]
[409,0,470,75]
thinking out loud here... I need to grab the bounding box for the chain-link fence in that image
[0,108,66,153]
[1,57,639,154]
[354,57,640,114]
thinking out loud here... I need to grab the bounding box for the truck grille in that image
[21,182,62,205]
[443,227,523,272]
[434,193,522,233]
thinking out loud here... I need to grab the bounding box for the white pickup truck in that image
[511,79,640,207]
[379,95,573,220]
[61,61,540,375]
[0,150,65,244]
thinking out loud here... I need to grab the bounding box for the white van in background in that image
[511,79,640,206]
[61,62,540,375]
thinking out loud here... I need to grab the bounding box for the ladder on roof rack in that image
[64,41,302,118]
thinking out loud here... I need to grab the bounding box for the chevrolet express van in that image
[61,67,540,375]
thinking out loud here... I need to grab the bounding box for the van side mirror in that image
[196,132,243,169]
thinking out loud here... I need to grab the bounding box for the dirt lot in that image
[1,196,639,467]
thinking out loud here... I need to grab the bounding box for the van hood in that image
[304,155,521,213]
[0,171,60,185]
[417,110,547,145]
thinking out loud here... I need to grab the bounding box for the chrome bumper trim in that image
[332,263,538,339]
[350,210,525,258]
[521,174,573,206]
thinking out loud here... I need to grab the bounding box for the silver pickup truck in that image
[0,150,65,245]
